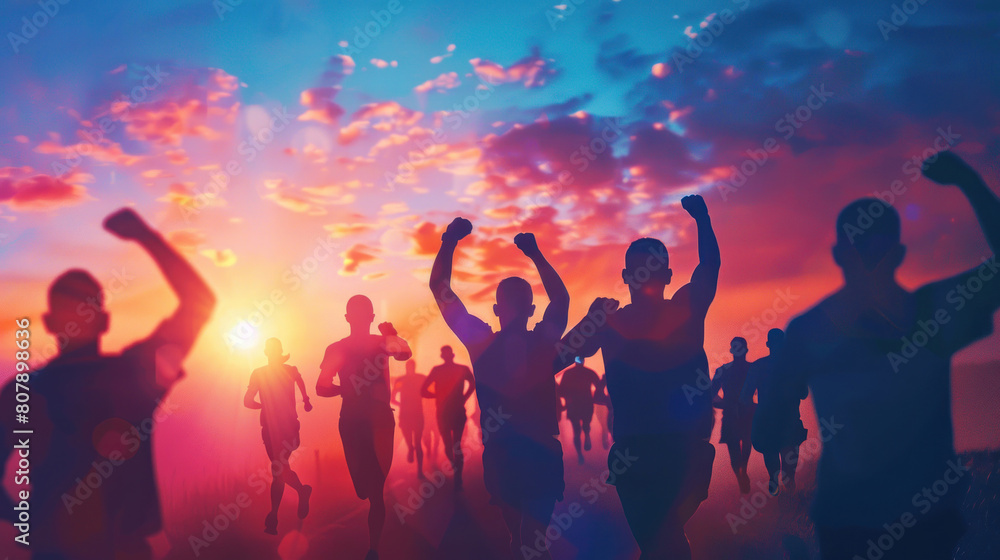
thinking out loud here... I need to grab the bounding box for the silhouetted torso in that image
[785,283,993,527]
[12,338,174,553]
[250,364,302,433]
[452,316,561,442]
[321,334,393,419]
[715,360,750,412]
[394,372,427,426]
[426,363,470,420]
[598,295,714,439]
[560,365,599,416]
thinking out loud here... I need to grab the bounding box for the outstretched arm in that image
[556,297,620,371]
[515,233,570,336]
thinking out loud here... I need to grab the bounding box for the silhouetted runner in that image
[560,194,719,560]
[430,218,569,560]
[741,329,806,496]
[558,357,601,465]
[315,295,412,560]
[391,360,428,480]
[244,338,313,534]
[421,345,475,491]
[711,337,754,494]
[0,208,216,560]
[771,152,1000,560]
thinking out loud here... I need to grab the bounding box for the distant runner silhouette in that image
[741,329,806,496]
[244,338,313,534]
[391,360,428,480]
[421,345,475,491]
[560,194,719,560]
[771,151,1000,560]
[558,357,601,465]
[0,207,216,560]
[594,373,614,450]
[711,337,755,494]
[316,295,412,560]
[430,218,569,560]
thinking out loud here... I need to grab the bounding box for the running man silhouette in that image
[741,329,806,496]
[391,360,428,480]
[244,338,313,534]
[711,337,755,494]
[315,295,412,560]
[560,194,719,560]
[421,345,475,491]
[558,357,601,465]
[429,218,569,559]
[0,207,215,560]
[771,151,1000,560]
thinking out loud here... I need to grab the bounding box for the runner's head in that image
[730,337,748,359]
[405,359,416,375]
[765,328,785,353]
[494,276,535,327]
[623,238,672,297]
[440,345,455,362]
[834,198,905,282]
[44,269,108,351]
[264,337,289,363]
[345,294,375,329]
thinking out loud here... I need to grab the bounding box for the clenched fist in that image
[681,195,709,219]
[104,208,151,241]
[514,232,540,257]
[922,151,979,187]
[443,217,473,242]
[378,322,398,337]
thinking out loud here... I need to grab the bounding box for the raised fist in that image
[514,232,540,257]
[681,195,709,219]
[104,207,151,240]
[443,217,473,242]
[303,398,313,412]
[378,322,398,337]
[922,151,978,186]
[589,297,620,317]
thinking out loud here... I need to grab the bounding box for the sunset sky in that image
[2,0,999,463]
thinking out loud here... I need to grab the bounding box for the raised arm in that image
[429,218,478,333]
[679,195,720,312]
[243,373,262,410]
[316,344,344,398]
[104,209,217,357]
[515,232,570,335]
[924,152,1000,257]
